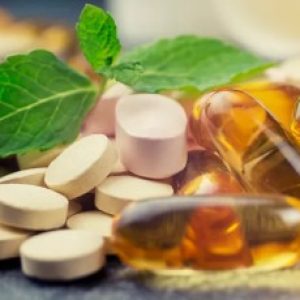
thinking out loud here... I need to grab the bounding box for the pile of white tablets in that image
[0,86,188,282]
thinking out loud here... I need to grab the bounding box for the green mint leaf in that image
[0,50,97,157]
[76,3,121,72]
[104,35,273,93]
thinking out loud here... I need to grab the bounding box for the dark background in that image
[0,0,106,24]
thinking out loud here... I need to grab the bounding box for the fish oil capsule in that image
[112,195,300,271]
[191,90,300,197]
[233,82,300,132]
[173,150,244,195]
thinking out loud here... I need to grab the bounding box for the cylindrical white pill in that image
[116,94,188,179]
[82,82,132,136]
[0,168,46,186]
[95,175,173,215]
[45,135,118,199]
[0,184,68,231]
[21,230,105,281]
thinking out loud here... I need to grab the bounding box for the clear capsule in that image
[112,195,300,271]
[191,89,300,197]
[172,150,244,195]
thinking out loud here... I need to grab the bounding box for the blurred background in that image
[0,0,300,60]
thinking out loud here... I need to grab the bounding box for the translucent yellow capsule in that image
[191,89,300,197]
[112,195,300,271]
[172,150,244,195]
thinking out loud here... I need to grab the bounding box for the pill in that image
[0,225,30,260]
[67,201,82,218]
[17,145,66,169]
[0,184,68,230]
[95,175,173,215]
[116,94,188,179]
[67,211,114,254]
[0,168,46,186]
[45,135,117,199]
[21,230,105,281]
[191,89,300,197]
[110,139,127,174]
[67,211,112,236]
[173,150,244,195]
[82,82,132,136]
[112,195,300,271]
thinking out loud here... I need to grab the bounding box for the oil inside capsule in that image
[112,195,300,271]
[191,89,300,197]
[172,150,244,195]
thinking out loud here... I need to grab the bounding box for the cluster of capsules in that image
[110,81,300,272]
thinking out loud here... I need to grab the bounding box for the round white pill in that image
[0,168,46,186]
[67,211,113,236]
[45,135,117,199]
[0,225,30,259]
[116,94,188,179]
[0,184,68,230]
[17,146,66,170]
[21,230,105,281]
[95,175,173,215]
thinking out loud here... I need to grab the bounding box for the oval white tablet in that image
[95,175,173,215]
[45,135,118,199]
[0,184,68,230]
[21,230,105,281]
[17,146,66,170]
[67,211,113,236]
[116,94,188,179]
[0,168,46,186]
[82,82,133,136]
[0,225,30,260]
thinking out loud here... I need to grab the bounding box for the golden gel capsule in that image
[172,150,244,195]
[112,195,300,271]
[191,90,300,197]
[234,82,300,131]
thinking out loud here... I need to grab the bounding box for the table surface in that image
[1,257,300,300]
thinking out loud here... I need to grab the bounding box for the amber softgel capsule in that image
[173,150,244,195]
[112,195,300,271]
[191,89,300,197]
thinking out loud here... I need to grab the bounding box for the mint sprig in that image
[0,50,97,157]
[77,4,273,93]
[76,4,121,72]
[0,3,273,157]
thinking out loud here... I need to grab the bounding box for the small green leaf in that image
[0,50,98,157]
[76,3,121,72]
[104,35,273,93]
